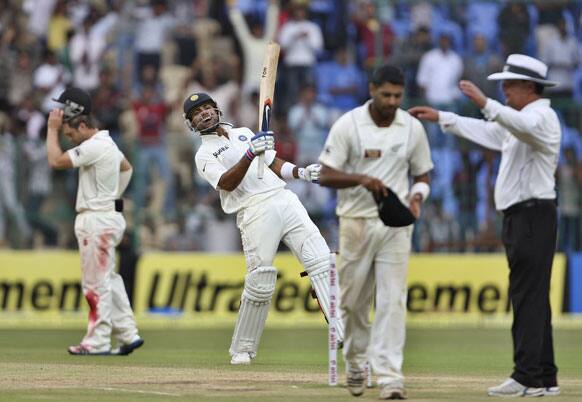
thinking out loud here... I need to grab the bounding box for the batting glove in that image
[298,164,321,183]
[245,131,275,161]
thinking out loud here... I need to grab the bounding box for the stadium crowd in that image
[0,0,581,253]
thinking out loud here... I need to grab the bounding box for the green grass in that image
[1,328,581,401]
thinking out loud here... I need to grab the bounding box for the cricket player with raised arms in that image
[183,92,344,365]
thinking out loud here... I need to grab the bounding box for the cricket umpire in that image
[46,87,143,356]
[319,65,433,399]
[410,54,561,397]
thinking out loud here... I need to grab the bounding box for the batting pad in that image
[306,257,345,343]
[229,266,278,358]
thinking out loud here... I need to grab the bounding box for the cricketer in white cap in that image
[410,54,561,398]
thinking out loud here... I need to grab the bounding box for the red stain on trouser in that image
[98,233,109,270]
[86,290,100,326]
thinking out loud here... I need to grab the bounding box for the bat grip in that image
[258,154,265,179]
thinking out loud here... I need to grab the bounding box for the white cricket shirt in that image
[68,130,124,212]
[195,126,285,214]
[439,98,561,211]
[319,102,434,218]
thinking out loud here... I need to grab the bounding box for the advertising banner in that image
[0,251,567,328]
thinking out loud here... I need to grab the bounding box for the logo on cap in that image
[190,95,199,101]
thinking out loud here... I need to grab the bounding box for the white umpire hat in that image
[487,54,557,87]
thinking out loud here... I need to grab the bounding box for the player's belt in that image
[502,198,556,216]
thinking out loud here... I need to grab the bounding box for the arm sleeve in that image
[318,115,350,170]
[481,98,560,152]
[416,53,430,88]
[264,3,280,41]
[228,8,252,43]
[439,111,506,151]
[308,24,323,52]
[195,153,227,190]
[278,24,292,49]
[409,118,434,176]
[67,139,103,167]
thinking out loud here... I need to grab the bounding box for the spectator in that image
[316,46,365,115]
[47,0,72,53]
[497,2,530,57]
[540,17,579,100]
[278,0,323,113]
[391,25,432,98]
[33,49,68,113]
[184,59,240,125]
[69,8,107,92]
[453,148,481,251]
[17,97,58,247]
[0,113,32,247]
[287,82,330,165]
[535,1,567,56]
[352,0,395,71]
[463,34,503,101]
[91,68,123,142]
[416,32,463,148]
[8,51,34,109]
[134,0,175,76]
[557,147,581,251]
[131,84,175,218]
[227,0,280,94]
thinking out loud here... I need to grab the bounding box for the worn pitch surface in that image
[1,328,581,401]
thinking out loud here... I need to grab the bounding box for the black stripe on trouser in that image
[502,201,558,388]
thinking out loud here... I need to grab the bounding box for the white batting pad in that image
[309,267,344,342]
[301,234,344,343]
[229,266,278,358]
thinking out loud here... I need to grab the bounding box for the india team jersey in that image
[195,125,285,213]
[68,130,124,212]
[319,102,433,218]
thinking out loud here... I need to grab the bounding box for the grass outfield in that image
[1,328,581,401]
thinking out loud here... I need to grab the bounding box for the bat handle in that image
[258,154,265,179]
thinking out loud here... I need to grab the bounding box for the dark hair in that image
[370,65,405,87]
[66,115,97,129]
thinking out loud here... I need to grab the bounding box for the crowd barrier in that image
[0,251,578,328]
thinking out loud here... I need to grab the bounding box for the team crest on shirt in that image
[238,135,248,142]
[364,149,382,158]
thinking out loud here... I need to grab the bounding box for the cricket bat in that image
[257,42,280,179]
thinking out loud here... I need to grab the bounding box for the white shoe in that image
[346,371,365,397]
[230,352,251,365]
[544,386,560,396]
[487,378,544,397]
[380,384,407,400]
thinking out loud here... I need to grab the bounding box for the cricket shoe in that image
[68,344,111,356]
[487,378,544,397]
[346,371,365,397]
[230,352,252,365]
[380,384,407,400]
[112,337,144,356]
[544,386,560,396]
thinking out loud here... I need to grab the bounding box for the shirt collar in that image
[362,100,406,127]
[522,98,550,112]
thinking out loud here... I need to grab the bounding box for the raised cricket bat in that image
[257,42,280,179]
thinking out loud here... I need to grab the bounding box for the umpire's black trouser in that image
[502,199,558,388]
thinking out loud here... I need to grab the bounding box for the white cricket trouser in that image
[74,211,138,352]
[236,189,325,270]
[339,217,411,387]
